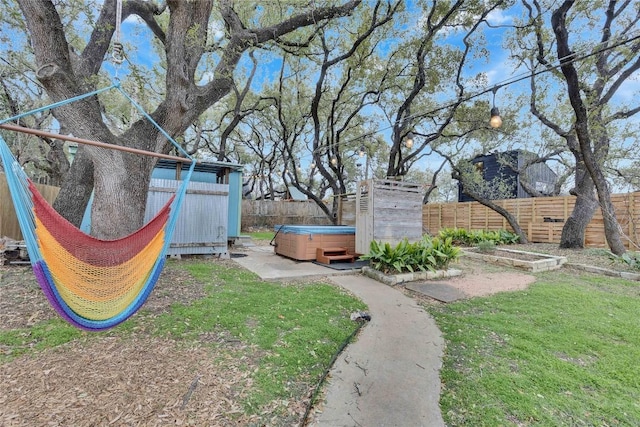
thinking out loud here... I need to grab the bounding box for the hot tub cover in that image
[274,225,356,235]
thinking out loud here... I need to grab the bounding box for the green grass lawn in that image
[430,270,640,426]
[153,261,367,409]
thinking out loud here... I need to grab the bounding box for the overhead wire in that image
[329,28,640,151]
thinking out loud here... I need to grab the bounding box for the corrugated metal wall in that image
[146,179,229,256]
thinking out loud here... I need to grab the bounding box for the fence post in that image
[532,198,537,223]
[628,193,634,249]
[453,205,458,228]
[502,200,507,229]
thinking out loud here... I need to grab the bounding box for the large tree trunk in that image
[52,147,94,227]
[90,150,154,239]
[560,164,597,248]
[552,1,626,255]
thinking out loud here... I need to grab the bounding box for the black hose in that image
[270,225,283,247]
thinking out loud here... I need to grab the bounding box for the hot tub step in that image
[316,247,355,264]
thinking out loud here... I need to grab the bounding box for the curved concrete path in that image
[231,246,445,426]
[311,274,445,427]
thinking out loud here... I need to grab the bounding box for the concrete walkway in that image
[311,275,444,427]
[231,246,445,427]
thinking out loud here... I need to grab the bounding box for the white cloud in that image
[486,8,513,26]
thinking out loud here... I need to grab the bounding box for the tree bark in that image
[51,147,94,227]
[559,163,597,248]
[552,2,627,255]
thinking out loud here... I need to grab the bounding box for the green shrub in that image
[361,236,460,274]
[438,228,519,246]
[437,227,471,246]
[610,251,640,270]
[498,229,520,244]
[476,240,496,253]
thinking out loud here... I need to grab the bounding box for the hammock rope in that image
[0,81,195,331]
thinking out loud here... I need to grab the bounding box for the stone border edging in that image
[462,248,567,272]
[565,263,640,281]
[361,266,462,286]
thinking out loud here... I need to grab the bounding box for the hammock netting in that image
[0,82,195,331]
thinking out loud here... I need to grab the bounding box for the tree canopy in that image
[1,0,639,253]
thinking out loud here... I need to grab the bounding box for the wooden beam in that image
[0,123,194,164]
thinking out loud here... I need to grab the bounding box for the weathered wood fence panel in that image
[337,194,356,226]
[355,179,424,254]
[241,200,332,229]
[1,173,60,240]
[423,192,640,248]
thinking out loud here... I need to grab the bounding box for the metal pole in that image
[0,123,194,164]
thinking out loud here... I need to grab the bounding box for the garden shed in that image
[80,158,244,257]
[355,179,424,254]
[147,159,244,257]
[458,150,557,202]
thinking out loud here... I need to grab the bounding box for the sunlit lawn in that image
[430,270,640,426]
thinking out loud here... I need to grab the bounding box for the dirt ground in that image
[0,243,633,426]
[439,266,537,298]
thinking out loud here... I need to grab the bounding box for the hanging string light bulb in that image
[330,156,338,166]
[489,86,502,128]
[404,132,414,148]
[359,146,365,157]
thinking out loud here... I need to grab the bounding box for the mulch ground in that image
[0,261,306,427]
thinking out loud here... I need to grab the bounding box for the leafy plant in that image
[361,236,461,274]
[438,228,519,246]
[609,250,640,271]
[361,240,411,274]
[498,229,520,244]
[437,227,470,246]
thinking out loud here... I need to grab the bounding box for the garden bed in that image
[362,266,462,286]
[463,247,567,272]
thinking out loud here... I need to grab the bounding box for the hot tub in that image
[274,225,356,261]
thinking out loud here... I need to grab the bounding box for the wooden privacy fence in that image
[1,173,60,240]
[423,192,640,249]
[241,199,332,229]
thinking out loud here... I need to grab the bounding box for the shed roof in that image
[155,158,244,173]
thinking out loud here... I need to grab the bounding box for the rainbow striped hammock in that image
[0,83,195,331]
